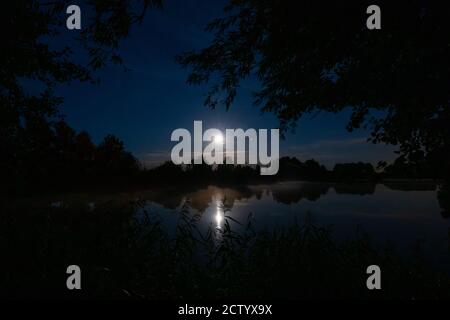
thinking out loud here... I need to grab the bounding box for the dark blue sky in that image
[57,0,395,168]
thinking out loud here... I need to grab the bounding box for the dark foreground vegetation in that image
[1,201,449,300]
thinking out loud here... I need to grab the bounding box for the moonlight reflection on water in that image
[215,199,224,229]
[19,181,450,267]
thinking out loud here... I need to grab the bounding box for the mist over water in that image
[20,181,450,269]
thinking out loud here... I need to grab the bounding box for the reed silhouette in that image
[1,200,450,299]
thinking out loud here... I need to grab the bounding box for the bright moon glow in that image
[213,133,224,145]
[215,211,223,226]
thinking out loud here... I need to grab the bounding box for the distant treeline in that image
[0,122,443,195]
[141,156,442,187]
[0,121,441,193]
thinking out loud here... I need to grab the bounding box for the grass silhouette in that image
[1,200,449,299]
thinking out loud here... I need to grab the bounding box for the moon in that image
[213,133,224,145]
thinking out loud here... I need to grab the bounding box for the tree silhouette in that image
[177,1,450,178]
[95,134,140,176]
[2,0,162,136]
[1,1,161,191]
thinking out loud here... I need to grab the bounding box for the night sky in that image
[56,0,395,168]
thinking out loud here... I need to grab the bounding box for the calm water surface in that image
[26,181,450,266]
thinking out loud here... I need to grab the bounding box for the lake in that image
[19,180,450,269]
